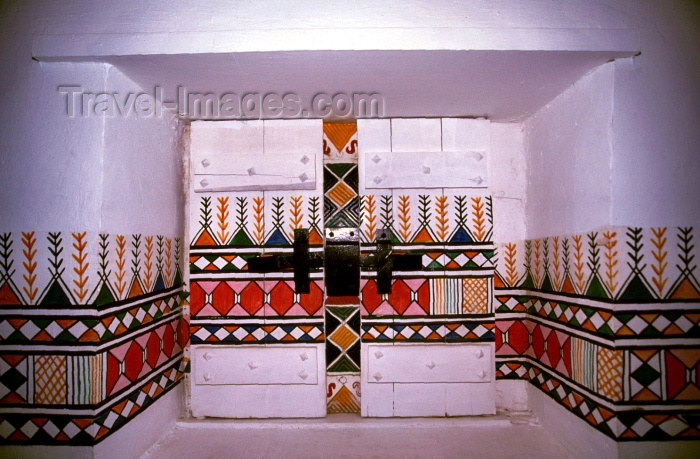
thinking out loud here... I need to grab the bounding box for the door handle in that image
[247,228,322,294]
[367,228,421,294]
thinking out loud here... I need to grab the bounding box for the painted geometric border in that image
[496,359,700,441]
[189,322,324,344]
[0,289,183,345]
[362,317,494,342]
[0,362,182,445]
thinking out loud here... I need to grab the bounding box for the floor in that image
[142,413,574,459]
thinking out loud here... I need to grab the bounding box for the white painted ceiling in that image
[107,50,630,122]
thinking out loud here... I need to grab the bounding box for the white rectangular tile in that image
[358,119,391,153]
[441,118,490,151]
[190,120,263,161]
[391,118,442,152]
[263,119,322,155]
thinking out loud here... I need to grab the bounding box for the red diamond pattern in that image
[361,280,382,313]
[145,332,160,369]
[360,279,430,316]
[496,320,529,355]
[298,281,324,315]
[106,320,181,396]
[240,282,264,315]
[123,341,143,382]
[531,325,545,359]
[212,282,234,315]
[547,329,561,368]
[389,280,411,314]
[270,281,294,316]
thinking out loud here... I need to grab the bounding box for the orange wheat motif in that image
[435,196,449,241]
[602,231,619,295]
[115,235,127,299]
[288,196,304,239]
[71,232,89,303]
[253,196,265,244]
[471,196,486,242]
[398,195,411,242]
[362,195,377,241]
[164,238,173,287]
[21,231,38,302]
[504,242,518,287]
[533,239,542,287]
[572,235,586,294]
[552,237,562,291]
[216,196,230,245]
[143,236,154,292]
[650,227,668,297]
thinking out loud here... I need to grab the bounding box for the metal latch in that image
[248,227,421,296]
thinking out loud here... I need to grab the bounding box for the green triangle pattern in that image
[327,306,358,321]
[230,228,254,247]
[40,279,72,306]
[93,281,116,306]
[540,272,554,292]
[326,212,359,228]
[619,274,655,301]
[586,274,609,299]
[326,163,355,178]
[328,354,360,373]
[520,273,535,289]
[173,268,183,288]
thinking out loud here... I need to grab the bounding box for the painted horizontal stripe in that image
[191,318,324,325]
[496,356,700,412]
[0,355,181,415]
[0,287,183,318]
[360,270,494,278]
[0,312,181,353]
[190,272,324,280]
[496,288,700,310]
[497,310,700,347]
[364,316,493,324]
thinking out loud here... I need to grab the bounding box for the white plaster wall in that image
[101,66,183,237]
[491,123,526,242]
[522,0,699,236]
[523,63,615,239]
[0,3,105,232]
[32,0,633,34]
[610,1,700,227]
[95,384,184,459]
[0,4,183,237]
[30,0,636,57]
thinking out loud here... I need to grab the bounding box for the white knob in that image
[299,352,309,361]
[248,361,258,370]
[203,372,213,382]
[203,352,213,361]
[201,158,210,168]
[298,370,309,380]
[199,179,209,188]
[477,370,486,379]
[300,155,310,165]
[374,350,384,359]
[373,372,383,381]
[372,154,382,164]
[473,152,484,161]
[373,176,383,184]
[426,361,436,370]
[473,349,484,359]
[422,166,431,174]
[298,172,309,182]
